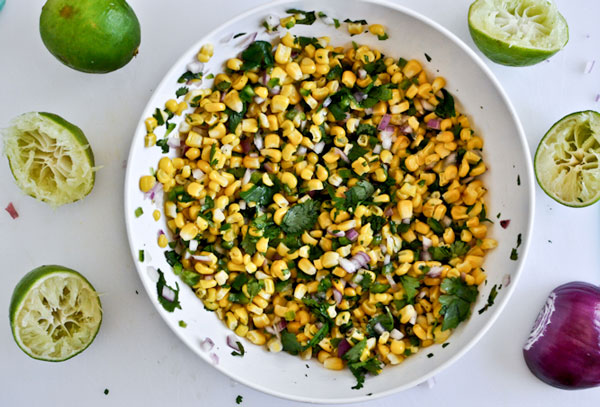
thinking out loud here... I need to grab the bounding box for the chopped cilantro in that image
[434,89,456,118]
[427,217,444,234]
[334,18,341,28]
[400,275,420,303]
[156,269,181,312]
[281,329,303,355]
[175,87,189,97]
[152,108,165,126]
[377,33,389,40]
[241,40,274,71]
[428,240,470,262]
[344,18,368,25]
[231,341,246,357]
[286,8,316,25]
[240,184,275,207]
[178,320,187,328]
[281,199,320,234]
[177,71,202,83]
[364,215,386,234]
[216,81,231,91]
[510,248,519,261]
[225,104,247,133]
[334,180,374,211]
[478,284,498,314]
[439,277,478,330]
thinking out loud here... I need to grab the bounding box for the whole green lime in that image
[9,265,102,361]
[39,0,141,73]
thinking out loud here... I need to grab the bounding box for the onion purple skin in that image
[523,282,600,390]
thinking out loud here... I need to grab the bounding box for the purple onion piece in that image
[226,334,240,351]
[337,338,352,357]
[209,352,219,365]
[523,282,600,389]
[333,289,343,304]
[378,114,391,130]
[426,119,441,130]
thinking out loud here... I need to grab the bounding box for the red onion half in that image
[523,282,600,389]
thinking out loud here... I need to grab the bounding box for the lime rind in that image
[535,111,600,207]
[10,266,102,362]
[468,0,568,66]
[2,112,95,208]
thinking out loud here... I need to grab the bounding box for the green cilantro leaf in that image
[241,41,274,70]
[281,199,320,234]
[156,269,181,312]
[281,329,303,355]
[434,89,456,118]
[175,87,189,97]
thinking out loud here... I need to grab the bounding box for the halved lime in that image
[9,265,102,361]
[2,112,95,207]
[535,111,600,207]
[468,0,568,66]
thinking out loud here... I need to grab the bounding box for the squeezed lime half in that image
[2,112,95,207]
[468,0,568,66]
[535,111,600,207]
[9,265,102,361]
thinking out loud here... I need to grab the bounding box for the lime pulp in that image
[534,111,600,207]
[9,265,102,361]
[468,0,568,66]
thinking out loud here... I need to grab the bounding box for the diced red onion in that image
[313,141,325,154]
[442,216,452,228]
[444,152,457,166]
[353,91,367,102]
[209,352,219,365]
[390,328,404,340]
[364,107,374,115]
[358,68,367,79]
[422,237,432,251]
[323,97,332,107]
[144,181,163,201]
[242,169,254,185]
[189,239,199,252]
[380,129,394,150]
[380,244,387,254]
[297,145,308,156]
[239,200,247,210]
[226,334,240,351]
[161,286,176,302]
[383,254,391,265]
[426,266,443,278]
[320,15,335,25]
[200,337,215,352]
[427,119,441,130]
[422,100,435,111]
[334,148,349,163]
[269,86,281,95]
[399,124,413,135]
[345,228,359,242]
[378,114,391,130]
[254,96,265,104]
[192,168,204,180]
[191,254,212,262]
[5,202,18,219]
[272,253,282,261]
[276,319,287,332]
[373,144,382,154]
[158,229,165,238]
[241,138,252,154]
[596,94,600,102]
[385,273,397,288]
[417,290,427,300]
[585,60,595,74]
[373,322,386,335]
[421,250,432,262]
[333,289,343,304]
[265,15,278,29]
[503,274,512,287]
[264,162,274,173]
[259,72,270,86]
[402,217,411,224]
[500,219,511,229]
[253,133,264,150]
[167,137,181,148]
[186,61,204,74]
[329,230,345,238]
[384,207,393,217]
[239,32,258,48]
[339,258,358,274]
[337,338,352,357]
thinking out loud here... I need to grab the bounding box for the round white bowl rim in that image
[123,0,536,403]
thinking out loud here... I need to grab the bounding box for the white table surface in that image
[1,0,599,405]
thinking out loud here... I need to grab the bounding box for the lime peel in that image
[535,111,600,207]
[2,112,95,207]
[468,0,568,66]
[9,265,102,361]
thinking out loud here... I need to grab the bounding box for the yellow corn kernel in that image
[246,330,266,345]
[369,24,386,36]
[139,175,156,192]
[323,357,344,370]
[275,43,292,64]
[347,22,364,35]
[271,95,290,113]
[158,233,168,248]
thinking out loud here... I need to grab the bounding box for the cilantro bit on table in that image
[236,395,243,404]
[104,389,109,395]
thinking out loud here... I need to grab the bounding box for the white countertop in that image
[1,0,599,405]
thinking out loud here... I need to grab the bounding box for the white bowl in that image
[124,0,534,403]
